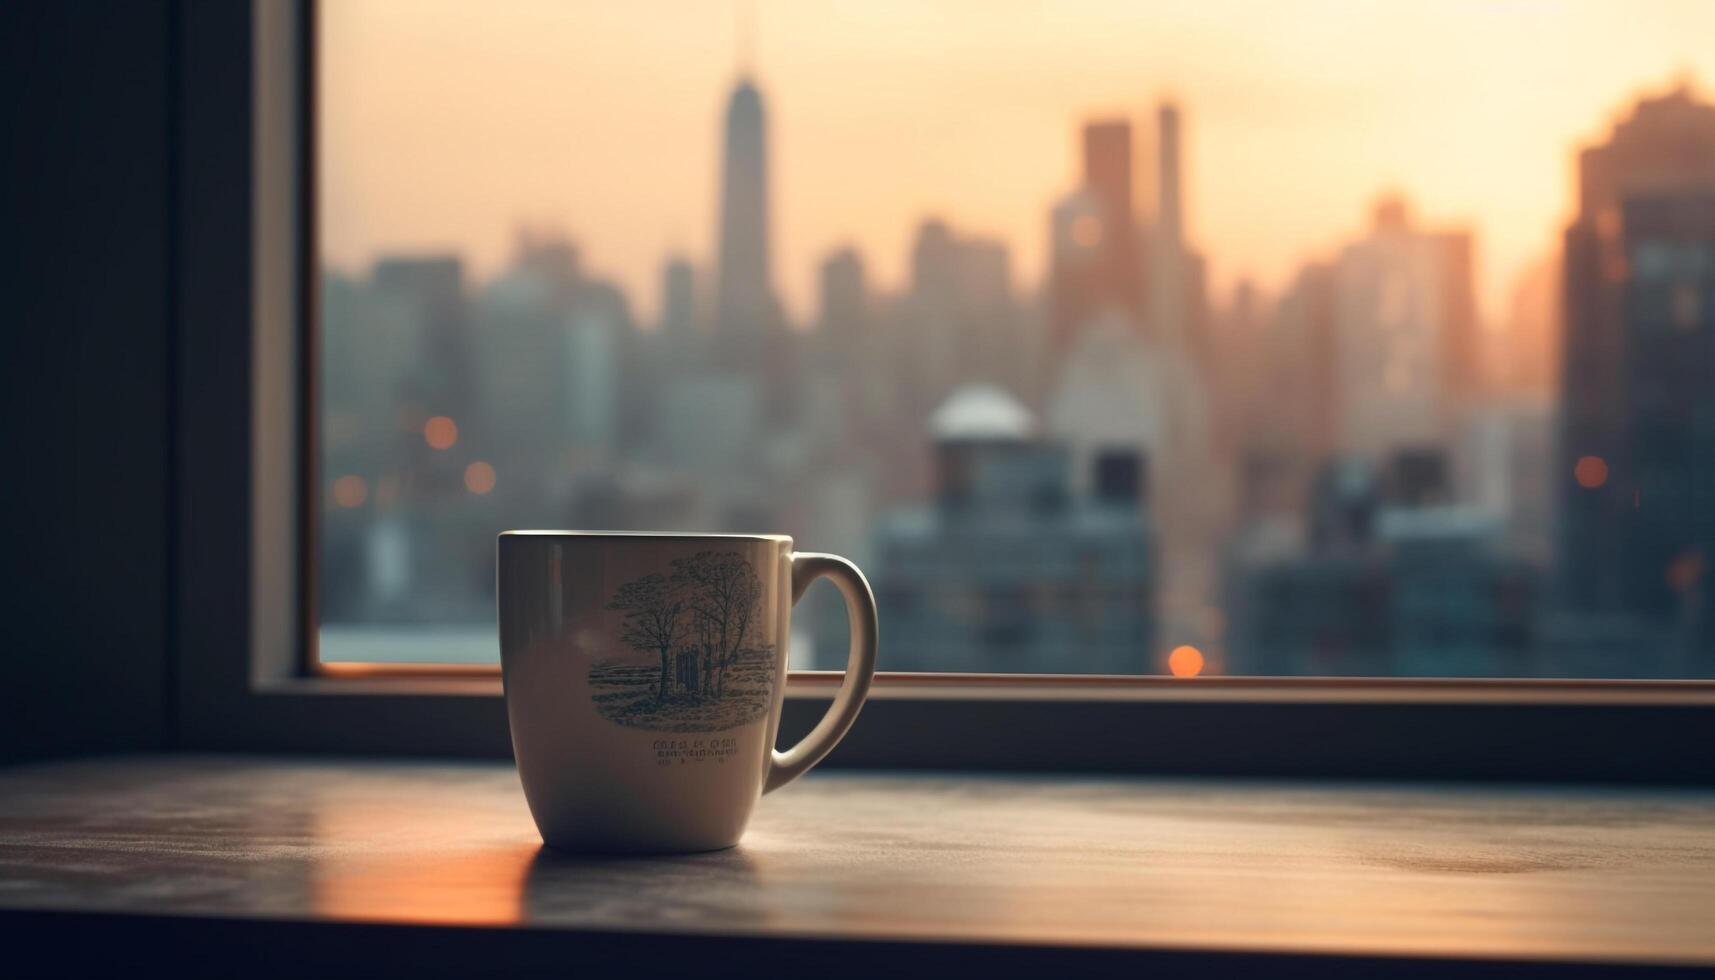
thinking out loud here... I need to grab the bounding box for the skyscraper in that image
[904,218,1020,407]
[370,255,475,435]
[1328,195,1479,459]
[815,246,873,398]
[1050,120,1142,348]
[1148,100,1209,360]
[1084,118,1138,319]
[1048,189,1104,347]
[1262,263,1339,463]
[872,385,1157,673]
[1156,103,1183,250]
[714,77,779,360]
[1559,84,1715,638]
[659,256,696,341]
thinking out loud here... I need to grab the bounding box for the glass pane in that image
[317,1,1715,678]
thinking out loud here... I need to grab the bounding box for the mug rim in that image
[499,529,792,543]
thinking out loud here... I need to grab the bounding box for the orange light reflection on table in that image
[310,797,539,925]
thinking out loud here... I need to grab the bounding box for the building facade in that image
[872,386,1157,673]
[1559,86,1715,652]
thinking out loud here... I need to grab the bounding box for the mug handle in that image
[764,552,879,794]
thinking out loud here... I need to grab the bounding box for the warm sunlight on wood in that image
[311,798,538,926]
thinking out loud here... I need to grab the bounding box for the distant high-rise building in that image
[818,246,866,332]
[476,235,639,472]
[1459,394,1554,563]
[659,255,696,340]
[1084,120,1137,258]
[372,254,466,298]
[1265,263,1339,464]
[478,250,578,472]
[904,218,1020,405]
[509,230,581,303]
[1223,453,1539,677]
[653,254,701,410]
[1151,102,1182,326]
[1207,278,1264,467]
[911,219,959,309]
[1616,194,1715,627]
[1329,194,1480,459]
[1046,309,1216,614]
[1559,84,1715,629]
[1147,101,1209,361]
[1155,103,1183,249]
[1047,311,1206,504]
[872,385,1156,672]
[813,245,883,425]
[1083,119,1138,229]
[910,219,1012,317]
[370,254,476,442]
[714,77,780,357]
[358,254,489,616]
[1048,189,1104,342]
[1050,120,1143,348]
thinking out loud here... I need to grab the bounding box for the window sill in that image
[2,755,1712,976]
[280,669,1715,705]
[221,673,1715,782]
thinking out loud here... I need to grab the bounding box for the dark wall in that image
[2,3,176,760]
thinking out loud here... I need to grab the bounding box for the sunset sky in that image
[320,0,1715,326]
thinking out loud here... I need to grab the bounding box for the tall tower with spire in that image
[714,76,778,361]
[1149,98,1210,364]
[1156,101,1183,250]
[1150,100,1186,348]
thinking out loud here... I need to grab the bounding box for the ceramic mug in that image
[497,531,878,852]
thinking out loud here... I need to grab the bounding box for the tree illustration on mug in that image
[671,549,762,701]
[605,572,687,704]
[594,551,774,733]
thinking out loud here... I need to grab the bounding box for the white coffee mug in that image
[497,531,878,853]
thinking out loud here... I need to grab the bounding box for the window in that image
[314,0,1715,684]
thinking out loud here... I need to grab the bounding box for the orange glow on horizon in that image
[464,460,497,495]
[424,416,459,450]
[1168,644,1205,678]
[322,1,1715,324]
[331,474,367,508]
[1574,455,1608,489]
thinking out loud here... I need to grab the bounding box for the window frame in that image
[173,0,1715,782]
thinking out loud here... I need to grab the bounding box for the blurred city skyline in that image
[321,0,1715,325]
[317,3,1715,679]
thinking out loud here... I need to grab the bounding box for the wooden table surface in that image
[1,756,1713,976]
